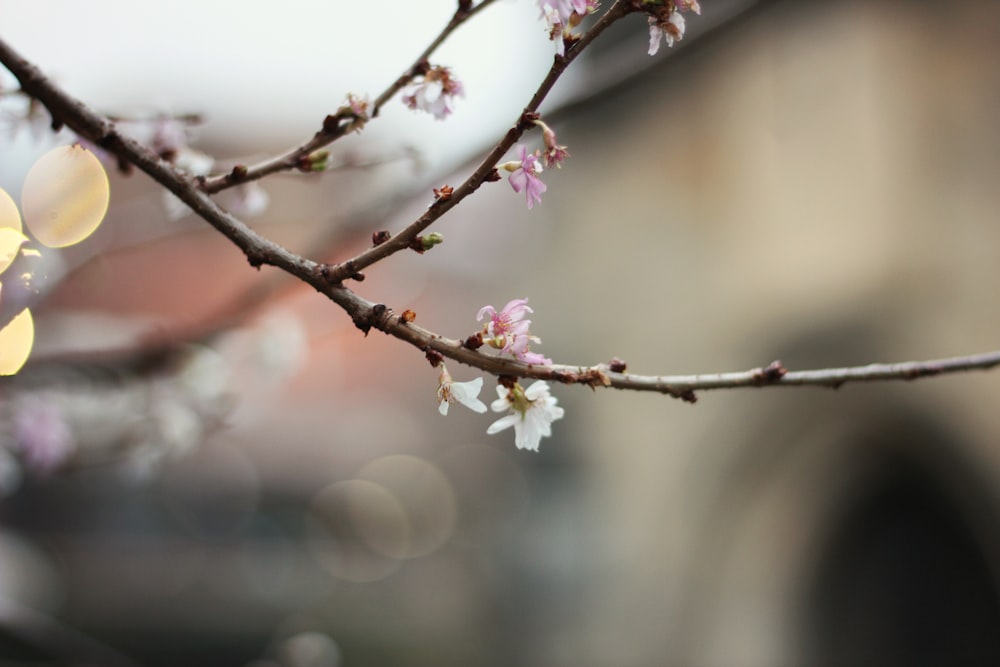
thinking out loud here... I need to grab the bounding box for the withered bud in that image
[351,272,365,282]
[401,309,416,323]
[413,60,431,77]
[608,357,627,373]
[752,360,788,384]
[522,111,541,125]
[457,0,473,11]
[463,332,484,350]
[425,348,444,367]
[498,375,518,390]
[485,169,501,183]
[433,185,454,201]
[230,164,248,181]
[322,114,340,133]
[116,156,134,176]
[372,230,391,246]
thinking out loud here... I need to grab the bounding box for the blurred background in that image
[2,0,1000,665]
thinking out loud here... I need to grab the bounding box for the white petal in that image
[438,401,449,416]
[491,386,511,412]
[487,414,518,434]
[524,380,551,400]
[452,378,488,413]
[513,421,541,451]
[422,80,444,104]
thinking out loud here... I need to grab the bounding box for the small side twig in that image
[199,0,499,194]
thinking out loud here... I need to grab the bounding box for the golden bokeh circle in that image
[21,145,110,248]
[0,309,34,376]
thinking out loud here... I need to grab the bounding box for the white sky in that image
[0,1,577,173]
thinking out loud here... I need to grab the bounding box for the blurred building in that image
[3,1,1000,666]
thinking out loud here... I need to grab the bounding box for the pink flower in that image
[538,0,600,26]
[13,398,75,475]
[477,298,552,365]
[339,93,370,132]
[538,0,600,55]
[402,66,464,121]
[478,298,533,345]
[535,120,570,169]
[505,145,547,209]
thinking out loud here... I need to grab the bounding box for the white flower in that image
[647,11,686,56]
[229,181,270,218]
[486,380,564,452]
[402,66,464,121]
[437,367,487,416]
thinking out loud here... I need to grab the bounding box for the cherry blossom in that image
[402,66,464,121]
[538,0,600,56]
[535,119,570,169]
[477,298,552,365]
[502,145,547,209]
[436,366,488,416]
[646,1,701,56]
[487,381,565,452]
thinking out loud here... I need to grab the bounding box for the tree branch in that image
[4,9,999,402]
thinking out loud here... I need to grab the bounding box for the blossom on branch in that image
[402,66,464,120]
[477,298,552,365]
[535,119,570,169]
[487,381,565,452]
[436,366,488,415]
[538,0,600,56]
[501,145,546,209]
[645,0,701,56]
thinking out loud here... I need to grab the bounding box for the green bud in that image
[421,232,444,251]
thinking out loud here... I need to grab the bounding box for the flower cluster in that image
[477,298,551,365]
[434,374,565,453]
[538,0,601,56]
[645,0,701,55]
[402,65,465,120]
[433,301,564,452]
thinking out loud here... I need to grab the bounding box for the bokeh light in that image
[0,226,28,276]
[0,187,25,276]
[306,480,406,583]
[276,631,342,667]
[0,308,34,376]
[356,455,456,559]
[0,187,22,234]
[21,144,110,248]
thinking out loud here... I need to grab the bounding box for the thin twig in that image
[198,0,499,195]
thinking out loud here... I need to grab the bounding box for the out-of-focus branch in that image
[198,0,499,195]
[0,596,139,667]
